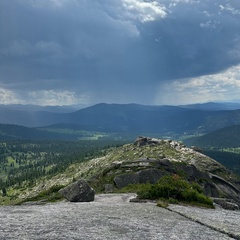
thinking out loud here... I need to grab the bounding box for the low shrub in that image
[137,175,213,207]
[156,200,169,208]
[168,198,179,204]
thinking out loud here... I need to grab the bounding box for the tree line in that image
[0,139,127,194]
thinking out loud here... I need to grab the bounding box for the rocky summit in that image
[88,136,240,209]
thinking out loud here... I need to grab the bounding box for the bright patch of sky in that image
[155,65,240,105]
[122,0,167,22]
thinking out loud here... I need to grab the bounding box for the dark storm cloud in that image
[0,0,139,89]
[0,0,240,104]
[130,0,240,81]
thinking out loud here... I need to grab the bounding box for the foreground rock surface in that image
[59,179,95,202]
[0,194,238,240]
[168,204,240,239]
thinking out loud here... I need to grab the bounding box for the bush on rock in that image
[137,175,213,207]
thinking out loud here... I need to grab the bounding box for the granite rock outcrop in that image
[90,137,240,208]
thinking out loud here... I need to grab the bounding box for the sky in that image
[0,0,240,106]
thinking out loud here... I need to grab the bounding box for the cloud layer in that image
[0,0,240,105]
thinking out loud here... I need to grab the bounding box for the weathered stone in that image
[59,179,95,202]
[191,146,203,153]
[137,168,164,184]
[114,173,139,188]
[22,199,48,205]
[213,198,239,210]
[203,182,219,197]
[210,174,240,194]
[113,169,165,188]
[223,202,239,210]
[178,164,210,181]
[134,136,162,147]
[130,198,147,203]
[104,184,114,193]
[158,154,166,159]
[158,158,171,166]
[133,136,149,147]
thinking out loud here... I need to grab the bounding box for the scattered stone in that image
[134,136,162,147]
[59,179,95,202]
[191,146,203,153]
[130,197,147,203]
[104,184,114,193]
[224,202,239,211]
[212,198,239,210]
[159,154,166,159]
[22,199,48,205]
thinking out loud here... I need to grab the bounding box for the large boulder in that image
[59,179,95,202]
[134,136,162,147]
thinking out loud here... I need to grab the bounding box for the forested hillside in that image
[0,139,126,198]
[183,125,240,175]
[0,124,74,140]
[184,125,240,148]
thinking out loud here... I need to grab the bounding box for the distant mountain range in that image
[1,102,240,140]
[0,104,87,113]
[179,102,240,111]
